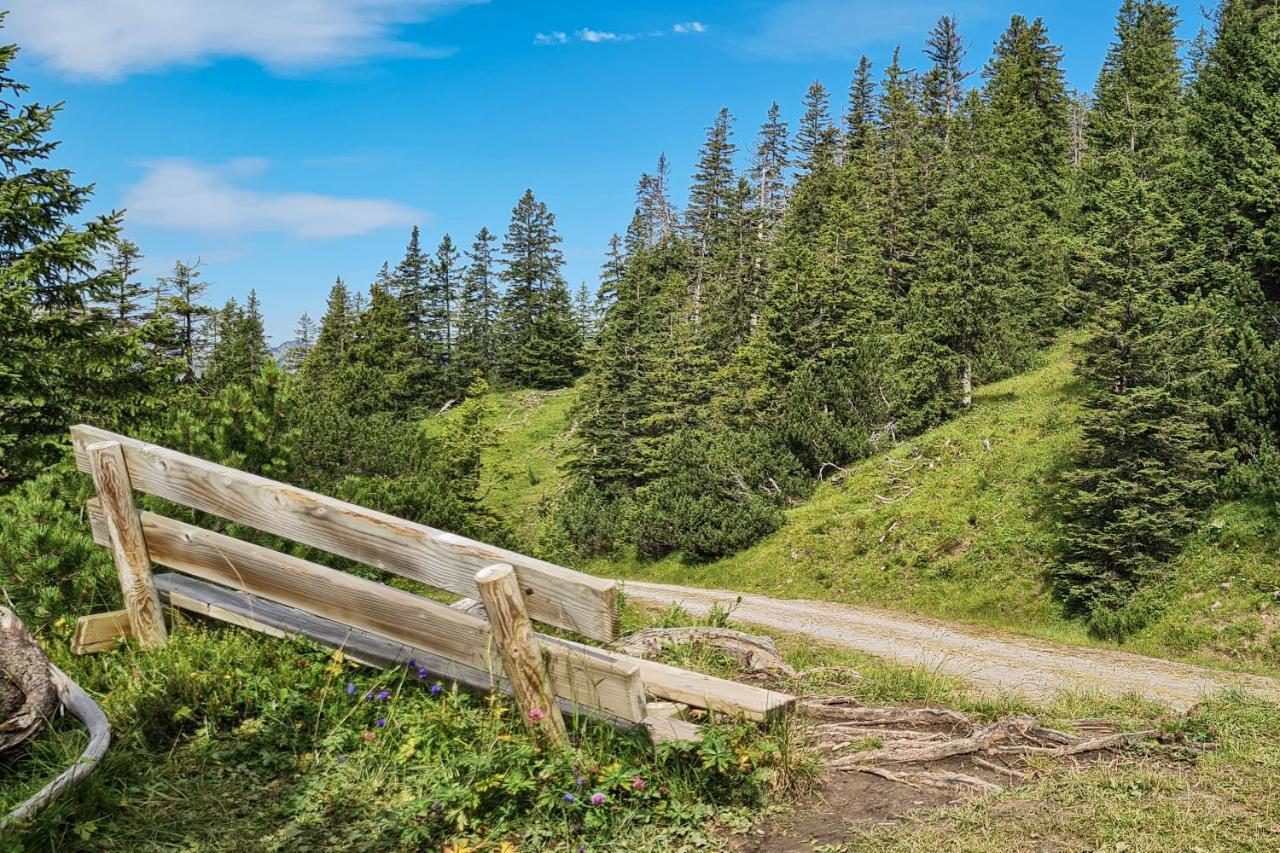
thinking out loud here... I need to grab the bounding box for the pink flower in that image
[527,708,546,723]
[590,792,605,806]
[632,778,646,791]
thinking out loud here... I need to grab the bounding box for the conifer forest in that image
[4,2,1280,850]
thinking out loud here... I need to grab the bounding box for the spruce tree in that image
[156,260,214,384]
[102,238,147,329]
[392,225,433,361]
[205,289,269,390]
[981,15,1072,337]
[750,102,790,235]
[795,81,836,174]
[285,311,316,373]
[922,16,971,148]
[0,26,164,485]
[496,189,579,387]
[453,226,500,384]
[1055,0,1228,633]
[844,56,876,157]
[686,108,737,322]
[431,233,460,364]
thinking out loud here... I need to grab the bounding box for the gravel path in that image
[621,580,1280,710]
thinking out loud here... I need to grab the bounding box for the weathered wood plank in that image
[85,440,167,649]
[642,714,703,744]
[71,610,134,654]
[71,424,617,641]
[476,563,567,744]
[86,502,646,722]
[615,653,795,723]
[150,574,657,734]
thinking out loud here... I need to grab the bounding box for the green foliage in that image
[203,290,269,391]
[0,461,114,630]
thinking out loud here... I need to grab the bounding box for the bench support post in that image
[86,440,167,649]
[475,563,567,746]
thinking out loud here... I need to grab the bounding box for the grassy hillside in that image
[477,343,1280,674]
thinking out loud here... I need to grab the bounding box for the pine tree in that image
[301,278,351,384]
[102,238,147,329]
[156,260,214,384]
[0,26,164,485]
[1178,0,1280,457]
[871,47,927,305]
[981,15,1072,337]
[431,234,460,365]
[795,81,836,174]
[392,225,433,360]
[1054,0,1228,633]
[205,289,269,390]
[496,189,579,387]
[686,108,737,322]
[844,56,876,157]
[750,102,790,235]
[574,281,596,342]
[453,226,500,384]
[921,16,971,148]
[285,311,316,373]
[634,153,678,246]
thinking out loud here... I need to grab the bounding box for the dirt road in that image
[621,580,1280,710]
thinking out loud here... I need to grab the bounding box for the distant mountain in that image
[270,339,302,365]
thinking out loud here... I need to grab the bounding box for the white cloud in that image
[4,0,481,81]
[534,21,707,46]
[124,159,421,240]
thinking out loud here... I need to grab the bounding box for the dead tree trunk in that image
[0,607,59,755]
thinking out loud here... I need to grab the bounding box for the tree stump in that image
[0,607,59,755]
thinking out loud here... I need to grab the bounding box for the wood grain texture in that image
[149,574,658,735]
[86,501,646,722]
[614,653,795,722]
[642,714,703,744]
[71,424,617,641]
[85,440,168,650]
[476,564,567,744]
[71,610,134,654]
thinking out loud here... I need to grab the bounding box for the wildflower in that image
[527,707,545,723]
[431,683,443,697]
[361,731,375,742]
[417,667,428,679]
[364,691,374,701]
[407,658,417,669]
[345,682,356,696]
[375,718,387,728]
[632,778,646,791]
[590,792,605,806]
[575,775,585,787]
[563,793,575,804]
[376,690,390,701]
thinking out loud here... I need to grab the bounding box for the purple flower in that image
[345,682,356,696]
[575,775,585,787]
[417,667,428,679]
[363,691,374,701]
[632,778,647,791]
[407,658,417,669]
[376,690,390,701]
[590,792,605,806]
[430,683,443,697]
[375,717,387,728]
[563,793,575,804]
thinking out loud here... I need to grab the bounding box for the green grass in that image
[427,385,580,549]
[1,614,804,851]
[467,342,1280,674]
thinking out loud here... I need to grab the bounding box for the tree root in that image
[803,697,1162,795]
[1,607,59,755]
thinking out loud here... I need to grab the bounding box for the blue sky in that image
[8,0,1207,342]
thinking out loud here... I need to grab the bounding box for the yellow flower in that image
[499,842,518,853]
